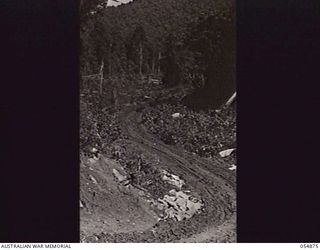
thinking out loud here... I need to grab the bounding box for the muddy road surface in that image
[80,105,236,242]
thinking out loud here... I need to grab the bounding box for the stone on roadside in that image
[91,147,98,153]
[89,174,98,184]
[138,190,145,196]
[171,113,181,118]
[112,168,127,183]
[168,189,177,196]
[219,148,236,158]
[229,164,237,170]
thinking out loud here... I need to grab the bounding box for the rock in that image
[80,200,84,208]
[158,190,204,221]
[163,195,177,206]
[175,212,184,222]
[168,189,177,196]
[176,197,187,210]
[91,147,98,153]
[88,158,97,164]
[161,170,185,189]
[89,175,97,184]
[176,191,189,200]
[219,148,236,157]
[166,207,177,220]
[157,203,165,210]
[122,180,130,186]
[138,190,145,196]
[171,113,181,118]
[112,168,127,182]
[229,164,237,170]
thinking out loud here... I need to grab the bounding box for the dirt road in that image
[81,104,236,242]
[119,107,236,242]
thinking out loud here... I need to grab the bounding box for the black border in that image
[237,0,320,242]
[1,0,320,243]
[1,1,79,242]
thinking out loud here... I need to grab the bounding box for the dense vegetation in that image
[142,103,236,158]
[80,0,235,109]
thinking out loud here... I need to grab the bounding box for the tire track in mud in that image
[115,107,236,242]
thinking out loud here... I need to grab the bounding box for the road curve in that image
[118,107,236,242]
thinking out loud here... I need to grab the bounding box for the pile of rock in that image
[112,168,130,186]
[157,189,203,221]
[161,170,185,189]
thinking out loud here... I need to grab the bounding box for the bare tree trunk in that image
[139,43,143,76]
[200,74,205,88]
[108,43,112,75]
[113,87,119,109]
[157,51,161,74]
[152,55,155,74]
[112,77,119,109]
[99,60,104,95]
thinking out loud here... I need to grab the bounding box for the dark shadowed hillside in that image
[80,0,235,109]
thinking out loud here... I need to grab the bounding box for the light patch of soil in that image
[80,156,159,242]
[178,214,236,243]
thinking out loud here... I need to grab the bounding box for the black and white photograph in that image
[2,0,320,246]
[79,0,236,243]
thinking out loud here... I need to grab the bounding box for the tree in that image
[183,11,235,109]
[161,34,182,86]
[125,26,148,75]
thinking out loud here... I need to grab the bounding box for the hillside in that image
[80,0,235,108]
[80,0,236,243]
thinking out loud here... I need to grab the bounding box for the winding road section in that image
[118,106,236,242]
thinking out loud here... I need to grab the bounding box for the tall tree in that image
[125,26,147,74]
[184,11,235,109]
[161,35,182,86]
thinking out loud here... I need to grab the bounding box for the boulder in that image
[112,169,127,183]
[219,148,236,157]
[229,164,237,170]
[171,113,181,118]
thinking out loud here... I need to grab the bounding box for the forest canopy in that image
[80,0,235,109]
